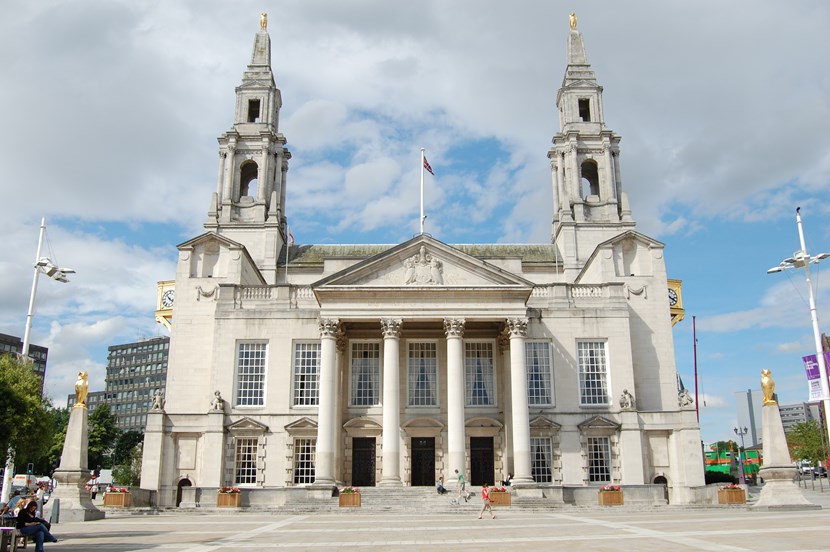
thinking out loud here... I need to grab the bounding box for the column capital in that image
[506,317,529,338]
[380,318,403,338]
[318,318,340,338]
[497,328,510,354]
[336,326,347,353]
[443,318,466,338]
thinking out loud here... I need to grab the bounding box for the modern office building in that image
[735,389,765,448]
[0,332,48,392]
[66,390,106,413]
[778,402,818,434]
[141,18,705,507]
[66,336,169,432]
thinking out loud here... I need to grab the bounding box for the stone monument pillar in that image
[752,369,818,510]
[49,380,105,521]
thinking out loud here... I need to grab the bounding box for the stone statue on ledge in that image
[210,390,225,412]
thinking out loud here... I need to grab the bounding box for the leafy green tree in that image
[787,420,826,466]
[88,403,119,470]
[0,355,52,464]
[112,443,142,487]
[31,407,69,474]
[111,430,144,467]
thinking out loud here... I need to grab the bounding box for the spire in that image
[250,13,271,67]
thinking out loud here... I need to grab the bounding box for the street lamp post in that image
[0,217,75,504]
[767,207,830,455]
[734,426,748,485]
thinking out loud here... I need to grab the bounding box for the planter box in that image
[718,488,746,505]
[489,491,511,506]
[339,493,361,507]
[103,493,132,507]
[217,493,242,507]
[598,490,624,506]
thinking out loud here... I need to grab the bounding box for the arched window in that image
[239,161,259,198]
[580,160,599,199]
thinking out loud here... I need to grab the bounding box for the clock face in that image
[161,289,175,308]
[668,288,678,306]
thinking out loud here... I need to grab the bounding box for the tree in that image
[112,443,142,487]
[787,420,826,466]
[111,431,144,467]
[31,407,70,474]
[88,403,119,470]
[0,355,52,464]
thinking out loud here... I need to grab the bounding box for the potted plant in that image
[717,483,746,505]
[339,486,361,507]
[216,486,242,507]
[488,486,511,506]
[103,487,132,507]
[597,484,623,506]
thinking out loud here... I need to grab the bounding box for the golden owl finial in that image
[761,369,777,405]
[569,12,578,31]
[260,12,268,31]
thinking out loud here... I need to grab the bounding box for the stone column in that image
[558,152,571,222]
[603,143,617,200]
[507,317,533,484]
[216,152,226,197]
[380,318,403,486]
[498,330,514,479]
[222,144,236,201]
[550,158,559,221]
[258,141,270,203]
[444,318,466,476]
[314,318,339,487]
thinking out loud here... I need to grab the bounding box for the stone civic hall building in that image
[141,19,705,507]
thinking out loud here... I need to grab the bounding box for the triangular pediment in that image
[177,231,266,285]
[313,235,534,289]
[285,417,317,437]
[575,230,664,283]
[530,416,562,431]
[226,416,269,434]
[577,415,620,431]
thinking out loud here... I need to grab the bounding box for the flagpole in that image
[420,148,425,234]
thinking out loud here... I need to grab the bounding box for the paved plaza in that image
[38,486,830,552]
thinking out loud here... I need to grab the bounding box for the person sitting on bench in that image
[17,500,58,552]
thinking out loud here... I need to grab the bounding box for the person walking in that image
[454,469,468,502]
[90,482,99,501]
[17,500,58,552]
[478,483,496,519]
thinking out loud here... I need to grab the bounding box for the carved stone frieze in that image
[443,318,465,338]
[403,245,443,285]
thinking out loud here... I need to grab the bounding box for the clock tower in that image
[548,22,635,281]
[204,16,290,284]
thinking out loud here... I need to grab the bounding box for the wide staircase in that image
[275,486,558,514]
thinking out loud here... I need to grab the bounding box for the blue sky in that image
[1,1,829,445]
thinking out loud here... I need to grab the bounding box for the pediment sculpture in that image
[403,245,443,285]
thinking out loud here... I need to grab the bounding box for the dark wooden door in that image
[410,437,435,486]
[176,478,191,507]
[470,437,494,486]
[352,438,376,486]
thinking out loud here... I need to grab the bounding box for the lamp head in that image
[766,266,785,274]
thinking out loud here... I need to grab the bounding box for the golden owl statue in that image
[74,371,89,408]
[761,369,776,405]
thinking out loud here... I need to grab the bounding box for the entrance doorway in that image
[470,437,494,486]
[654,475,669,503]
[176,478,192,507]
[352,438,376,486]
[410,437,435,486]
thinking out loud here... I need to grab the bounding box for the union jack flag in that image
[423,156,434,176]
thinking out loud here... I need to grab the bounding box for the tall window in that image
[465,342,494,406]
[408,342,437,406]
[587,436,611,483]
[578,341,609,405]
[350,342,380,406]
[293,342,320,406]
[236,342,267,406]
[234,437,258,485]
[526,342,552,406]
[531,437,553,483]
[293,438,316,484]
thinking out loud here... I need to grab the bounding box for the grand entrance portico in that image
[310,235,534,488]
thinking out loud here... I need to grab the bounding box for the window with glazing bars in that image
[578,341,608,405]
[350,342,380,406]
[531,437,553,483]
[234,437,258,485]
[587,436,611,483]
[235,342,267,406]
[293,342,320,406]
[526,342,552,405]
[465,342,494,406]
[408,342,437,406]
[293,438,316,484]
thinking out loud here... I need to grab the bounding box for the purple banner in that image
[802,352,830,402]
